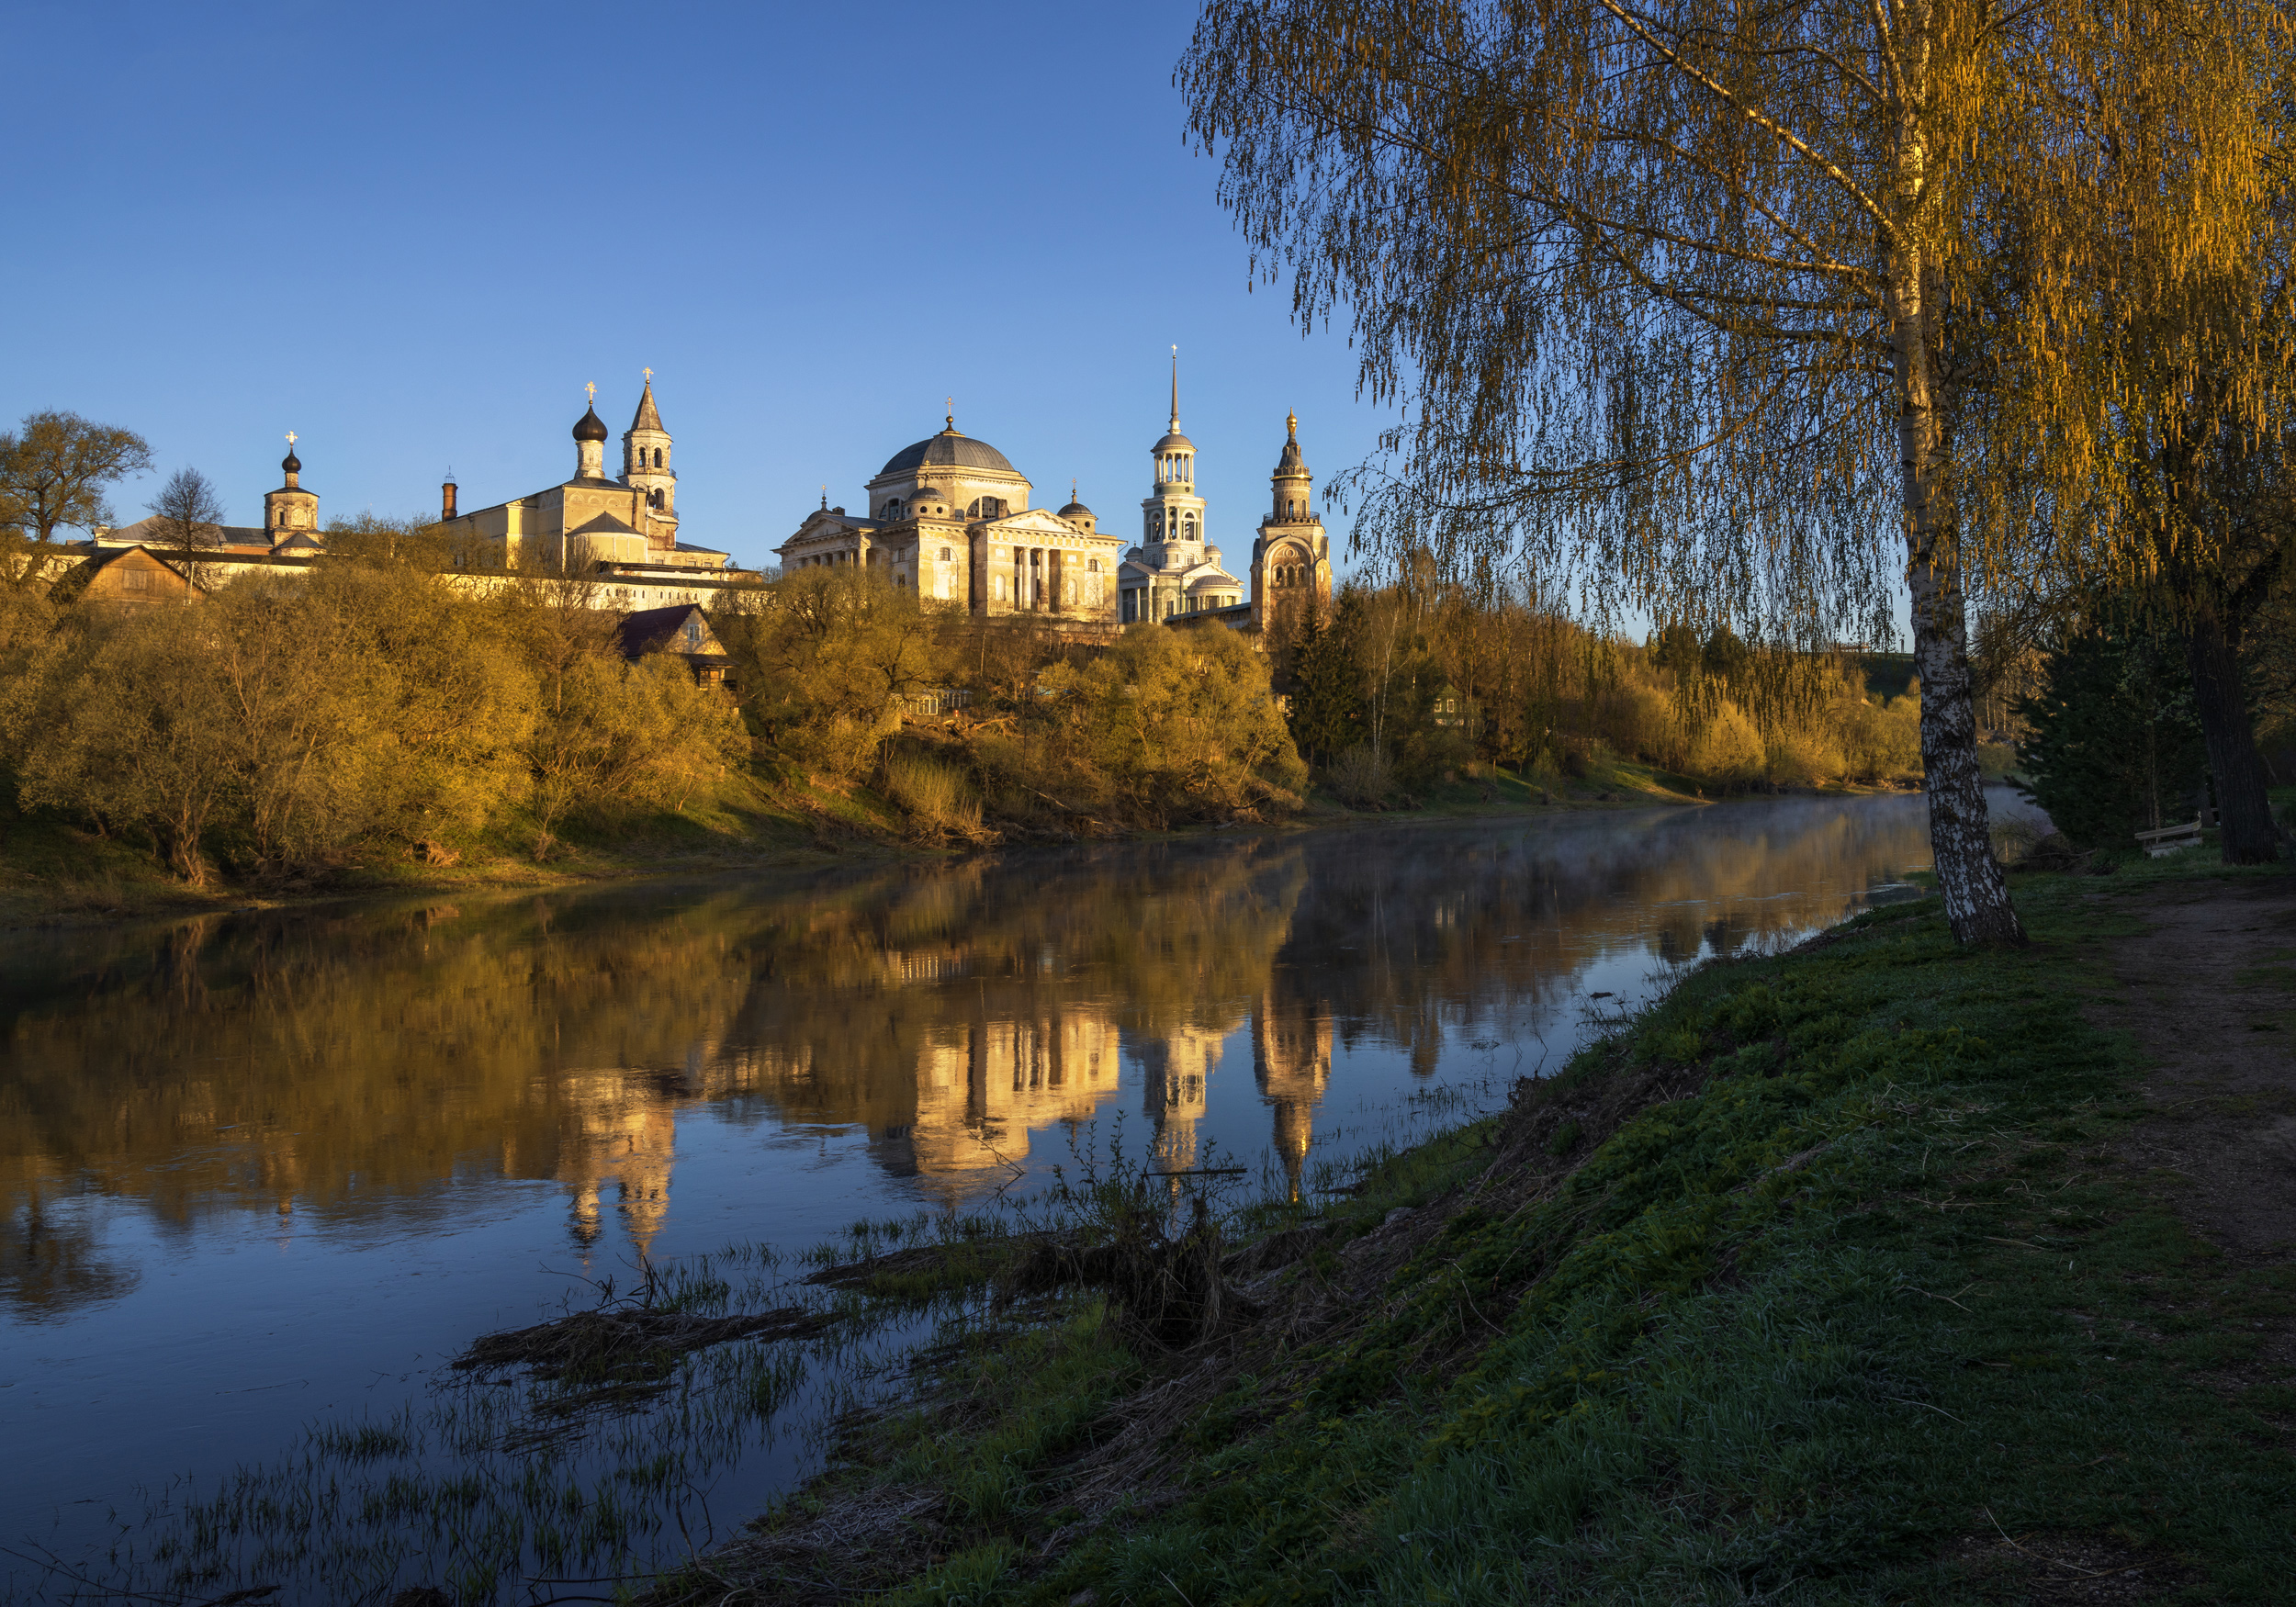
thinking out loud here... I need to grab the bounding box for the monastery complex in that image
[47,362,1336,640]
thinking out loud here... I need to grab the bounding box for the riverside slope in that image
[653,855,2296,1607]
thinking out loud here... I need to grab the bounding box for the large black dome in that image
[878,427,1017,478]
[573,405,610,444]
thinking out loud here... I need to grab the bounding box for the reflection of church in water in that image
[557,1068,686,1253]
[544,990,1337,1247]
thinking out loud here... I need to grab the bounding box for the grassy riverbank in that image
[659,853,2296,1606]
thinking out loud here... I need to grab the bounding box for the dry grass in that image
[454,1306,833,1414]
[883,752,985,840]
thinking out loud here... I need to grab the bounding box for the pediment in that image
[780,510,872,550]
[987,507,1109,538]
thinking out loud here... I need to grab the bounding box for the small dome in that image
[281,448,301,477]
[1154,430,1195,454]
[573,405,610,444]
[1058,500,1094,522]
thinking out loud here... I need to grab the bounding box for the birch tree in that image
[1180,0,2290,943]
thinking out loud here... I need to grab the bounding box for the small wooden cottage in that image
[613,603,733,687]
[48,545,201,610]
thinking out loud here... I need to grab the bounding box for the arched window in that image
[653,448,663,468]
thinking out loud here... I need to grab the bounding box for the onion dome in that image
[281,446,301,478]
[573,405,610,444]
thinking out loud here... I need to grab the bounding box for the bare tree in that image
[145,467,230,592]
[1180,0,2290,944]
[146,467,228,550]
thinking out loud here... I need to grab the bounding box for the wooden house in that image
[613,603,734,687]
[48,545,201,611]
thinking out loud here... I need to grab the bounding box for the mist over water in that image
[0,794,1941,1599]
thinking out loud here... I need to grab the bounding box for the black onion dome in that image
[281,448,301,477]
[573,405,610,443]
[879,428,1018,478]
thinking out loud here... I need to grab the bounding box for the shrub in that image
[884,752,983,839]
[1326,744,1392,807]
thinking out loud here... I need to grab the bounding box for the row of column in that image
[1007,545,1085,612]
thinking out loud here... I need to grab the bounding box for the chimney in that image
[441,471,458,523]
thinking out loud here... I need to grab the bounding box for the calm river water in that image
[0,795,1964,1601]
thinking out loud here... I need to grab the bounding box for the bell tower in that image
[1250,411,1331,635]
[1128,349,1210,623]
[264,433,319,546]
[622,370,678,544]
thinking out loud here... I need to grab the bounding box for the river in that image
[0,794,1962,1602]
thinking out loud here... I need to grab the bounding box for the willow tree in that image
[1181,0,2289,944]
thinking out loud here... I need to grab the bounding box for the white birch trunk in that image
[1886,6,2025,946]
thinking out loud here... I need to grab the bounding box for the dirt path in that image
[2089,874,2296,1361]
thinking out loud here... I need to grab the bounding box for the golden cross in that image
[585,382,597,404]
[643,366,653,384]
[285,431,297,446]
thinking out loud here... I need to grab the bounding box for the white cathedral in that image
[777,362,1333,634]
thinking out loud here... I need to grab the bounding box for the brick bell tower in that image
[622,370,677,549]
[1250,411,1331,634]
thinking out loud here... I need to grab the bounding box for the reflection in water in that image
[0,797,1932,1325]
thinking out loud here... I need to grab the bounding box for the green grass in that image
[807,861,2296,1606]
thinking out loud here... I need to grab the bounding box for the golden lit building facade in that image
[778,412,1124,623]
[438,377,761,607]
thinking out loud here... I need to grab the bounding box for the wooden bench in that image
[2135,819,2204,858]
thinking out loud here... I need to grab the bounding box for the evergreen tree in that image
[1284,597,1366,764]
[2015,614,2208,851]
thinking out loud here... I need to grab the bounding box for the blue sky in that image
[3,1,1396,574]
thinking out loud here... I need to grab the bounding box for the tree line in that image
[1277,575,1924,804]
[0,533,743,887]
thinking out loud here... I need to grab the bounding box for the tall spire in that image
[630,368,663,433]
[1169,344,1180,431]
